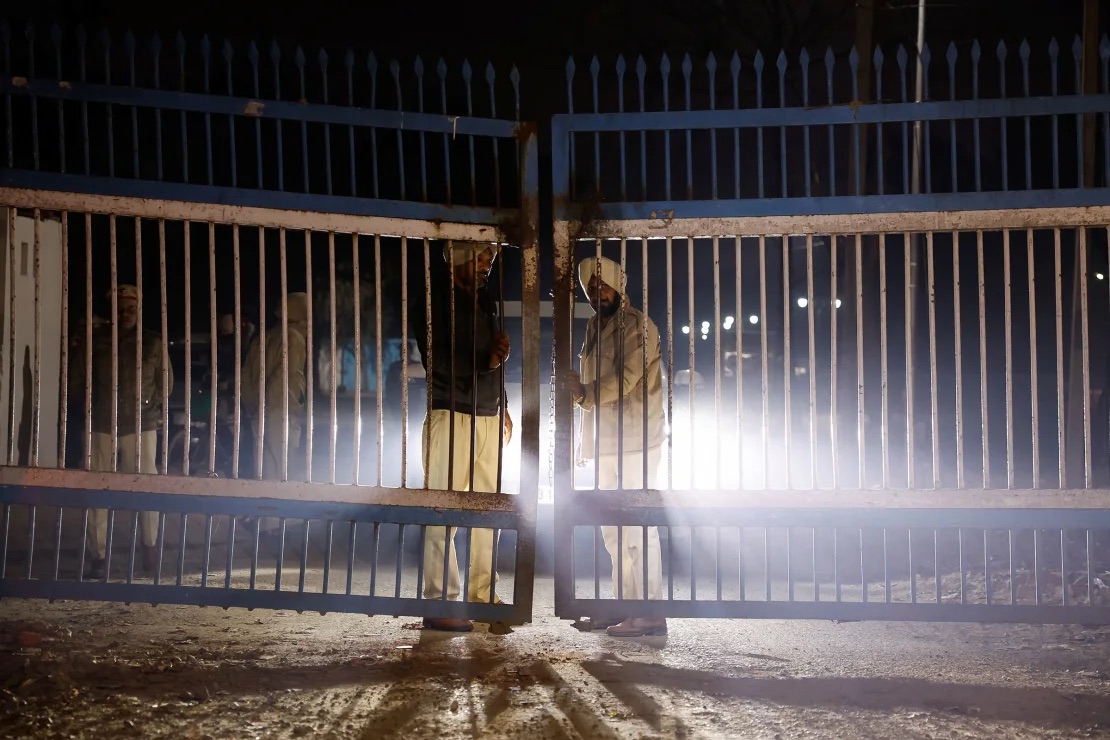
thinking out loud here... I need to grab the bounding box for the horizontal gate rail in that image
[0,187,511,243]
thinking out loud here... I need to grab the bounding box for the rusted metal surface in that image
[0,188,510,243]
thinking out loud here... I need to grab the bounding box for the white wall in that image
[0,210,64,468]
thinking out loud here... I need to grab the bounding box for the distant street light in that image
[749,315,759,325]
[796,297,808,308]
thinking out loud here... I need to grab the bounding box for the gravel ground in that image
[3,573,1110,739]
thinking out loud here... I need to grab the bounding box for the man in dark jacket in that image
[412,241,512,632]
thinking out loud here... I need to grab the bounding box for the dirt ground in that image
[3,576,1110,740]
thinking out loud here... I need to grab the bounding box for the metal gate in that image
[0,26,540,624]
[551,44,1110,624]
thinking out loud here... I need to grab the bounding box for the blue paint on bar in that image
[567,188,1110,222]
[549,95,1110,133]
[0,75,523,138]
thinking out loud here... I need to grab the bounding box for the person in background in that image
[241,293,309,553]
[86,284,173,579]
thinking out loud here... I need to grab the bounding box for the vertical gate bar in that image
[368,522,380,597]
[250,42,262,189]
[323,521,334,595]
[1080,227,1093,487]
[806,234,817,488]
[495,239,508,495]
[715,526,722,602]
[470,250,480,495]
[175,514,187,587]
[755,52,764,198]
[299,520,310,594]
[834,527,841,602]
[879,235,891,487]
[345,522,356,596]
[2,21,12,168]
[1059,528,1068,607]
[949,44,958,193]
[972,41,982,191]
[201,514,212,589]
[759,236,770,486]
[685,237,695,490]
[109,215,119,470]
[178,36,188,183]
[255,226,266,479]
[713,236,723,488]
[1027,228,1039,487]
[884,528,891,602]
[1086,529,1092,605]
[641,237,650,491]
[990,530,999,603]
[436,59,448,203]
[104,509,115,578]
[736,237,745,487]
[0,505,9,577]
[415,525,425,600]
[1003,229,1015,488]
[202,37,214,185]
[666,237,675,489]
[328,231,338,484]
[225,42,238,187]
[592,238,602,489]
[320,50,333,195]
[860,528,867,604]
[158,219,169,474]
[182,221,192,476]
[783,236,792,489]
[1033,529,1041,606]
[105,32,115,178]
[31,210,42,466]
[787,528,794,602]
[297,50,309,193]
[954,230,965,488]
[280,229,290,481]
[272,44,283,190]
[732,55,741,199]
[1022,43,1033,190]
[127,511,138,582]
[855,233,865,489]
[275,520,286,590]
[830,235,839,487]
[83,212,93,470]
[933,529,940,604]
[663,57,673,201]
[764,527,770,602]
[352,234,362,485]
[778,52,788,198]
[594,526,601,601]
[223,509,234,590]
[249,519,259,590]
[463,528,473,608]
[959,528,967,604]
[304,229,314,482]
[59,212,69,469]
[927,231,940,487]
[617,526,626,601]
[1054,228,1066,487]
[812,527,818,602]
[232,225,242,478]
[375,235,384,486]
[1008,528,1016,604]
[204,219,216,477]
[909,529,916,603]
[667,525,674,602]
[616,57,627,199]
[904,232,914,489]
[975,231,989,486]
[134,217,143,474]
[415,237,428,493]
[51,504,62,580]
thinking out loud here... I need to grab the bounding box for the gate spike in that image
[269,39,280,65]
[1048,37,1059,62]
[753,49,764,73]
[150,32,161,58]
[413,54,424,76]
[51,23,62,47]
[345,47,354,71]
[996,40,1008,62]
[461,58,472,82]
[706,51,717,75]
[730,50,741,77]
[293,45,305,70]
[200,33,210,59]
[222,39,233,64]
[247,40,258,66]
[970,39,981,64]
[946,41,958,66]
[682,52,693,78]
[776,49,788,74]
[485,60,495,85]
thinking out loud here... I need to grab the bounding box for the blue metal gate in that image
[550,42,1110,624]
[0,23,541,624]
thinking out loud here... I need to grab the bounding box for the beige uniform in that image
[87,320,172,560]
[577,293,666,602]
[242,294,309,531]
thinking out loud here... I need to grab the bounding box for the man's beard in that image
[597,298,619,318]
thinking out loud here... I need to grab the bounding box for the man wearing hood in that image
[242,292,310,544]
[411,241,512,632]
[86,284,173,579]
[567,256,667,637]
